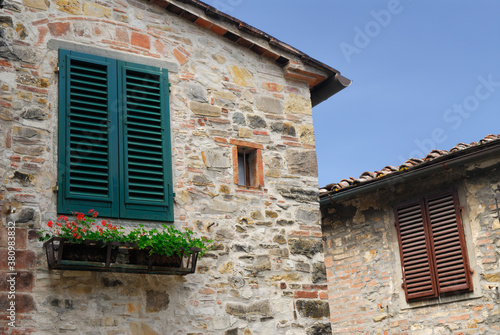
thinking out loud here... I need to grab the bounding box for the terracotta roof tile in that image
[400,158,423,168]
[423,150,447,162]
[320,134,500,195]
[449,143,469,152]
[360,171,377,178]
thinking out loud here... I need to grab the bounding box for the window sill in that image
[235,185,266,194]
[401,291,483,310]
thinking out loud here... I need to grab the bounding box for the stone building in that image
[0,0,351,334]
[320,134,500,334]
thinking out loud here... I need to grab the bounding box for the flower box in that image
[128,249,183,268]
[43,237,201,275]
[40,210,211,275]
[61,241,118,263]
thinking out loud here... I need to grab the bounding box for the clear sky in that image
[205,0,500,187]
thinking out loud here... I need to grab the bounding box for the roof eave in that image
[311,73,352,107]
[153,0,351,104]
[320,139,500,206]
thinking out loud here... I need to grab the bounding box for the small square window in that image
[237,147,257,187]
[230,140,264,189]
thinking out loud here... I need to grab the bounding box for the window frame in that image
[230,139,264,189]
[394,190,473,302]
[237,147,258,187]
[57,49,174,222]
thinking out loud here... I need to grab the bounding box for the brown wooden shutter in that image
[425,191,473,294]
[395,201,438,301]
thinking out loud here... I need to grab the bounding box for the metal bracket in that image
[327,193,334,205]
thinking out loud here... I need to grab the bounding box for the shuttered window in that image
[395,191,472,301]
[58,49,174,222]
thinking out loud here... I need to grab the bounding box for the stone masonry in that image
[321,157,500,335]
[0,0,341,334]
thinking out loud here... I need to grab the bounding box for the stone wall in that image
[0,1,330,334]
[321,159,500,334]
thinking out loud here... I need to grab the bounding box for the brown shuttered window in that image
[395,191,473,301]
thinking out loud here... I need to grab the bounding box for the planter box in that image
[43,237,200,275]
[128,249,183,267]
[61,242,117,263]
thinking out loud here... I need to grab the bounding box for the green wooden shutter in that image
[118,62,173,221]
[58,50,173,221]
[425,192,473,294]
[58,50,119,217]
[395,201,438,301]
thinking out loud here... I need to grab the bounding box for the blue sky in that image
[205,0,500,187]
